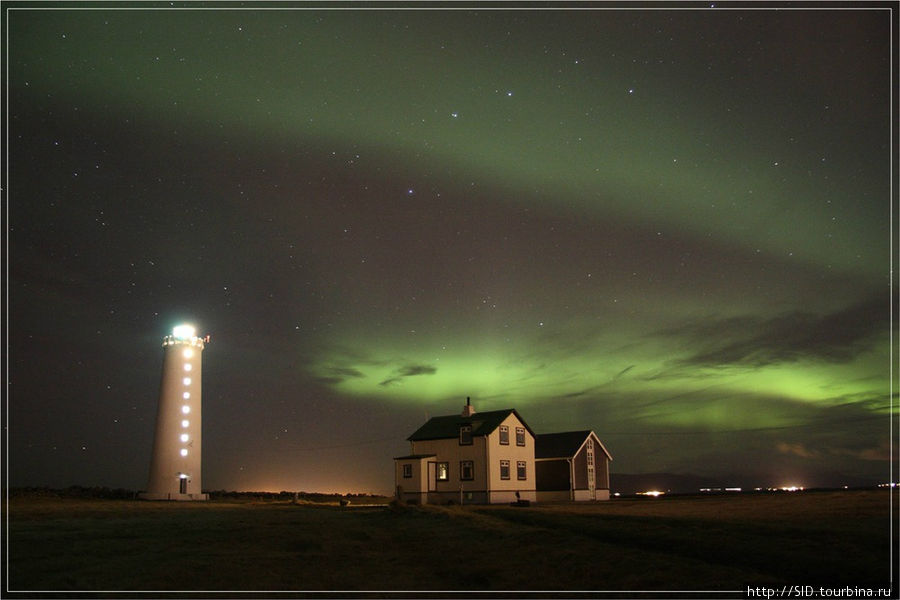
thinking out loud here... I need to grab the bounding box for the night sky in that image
[7,4,896,494]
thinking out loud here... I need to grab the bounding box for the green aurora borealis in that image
[7,5,896,492]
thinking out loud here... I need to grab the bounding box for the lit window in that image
[500,460,510,480]
[180,448,188,457]
[181,420,190,428]
[182,405,190,414]
[183,348,194,359]
[183,392,191,399]
[499,425,509,445]
[180,434,189,442]
[436,462,449,481]
[516,427,526,446]
[460,460,474,481]
[402,464,412,478]
[183,377,191,385]
[517,461,527,480]
[184,364,192,371]
[459,424,472,445]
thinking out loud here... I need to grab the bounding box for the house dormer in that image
[459,424,473,445]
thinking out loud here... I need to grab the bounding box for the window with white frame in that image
[499,425,509,445]
[500,460,510,480]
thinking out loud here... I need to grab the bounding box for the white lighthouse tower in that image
[140,324,209,501]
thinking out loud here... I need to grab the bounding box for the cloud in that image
[614,365,635,379]
[313,366,366,385]
[397,365,438,377]
[379,364,437,386]
[662,292,892,368]
[832,442,892,462]
[776,441,821,459]
[332,367,366,378]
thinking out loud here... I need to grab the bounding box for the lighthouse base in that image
[138,492,209,501]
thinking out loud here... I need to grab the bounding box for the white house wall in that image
[394,457,430,502]
[409,436,490,503]
[485,413,536,503]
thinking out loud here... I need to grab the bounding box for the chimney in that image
[461,396,476,417]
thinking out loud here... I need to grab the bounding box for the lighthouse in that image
[139,324,209,500]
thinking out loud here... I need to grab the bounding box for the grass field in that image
[6,490,896,592]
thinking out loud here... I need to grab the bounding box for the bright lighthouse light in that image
[173,324,196,339]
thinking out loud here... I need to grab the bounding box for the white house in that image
[535,430,612,501]
[394,399,537,504]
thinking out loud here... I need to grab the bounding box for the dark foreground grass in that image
[7,490,895,592]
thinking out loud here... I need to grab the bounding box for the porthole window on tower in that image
[184,364,192,371]
[180,433,189,442]
[181,420,190,428]
[180,449,188,457]
[183,348,194,359]
[182,405,191,414]
[183,377,191,385]
[183,392,191,399]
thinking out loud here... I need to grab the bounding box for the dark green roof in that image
[535,431,593,459]
[407,409,535,441]
[535,430,613,460]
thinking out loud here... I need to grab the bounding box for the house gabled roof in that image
[393,453,437,461]
[535,430,613,461]
[407,408,535,441]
